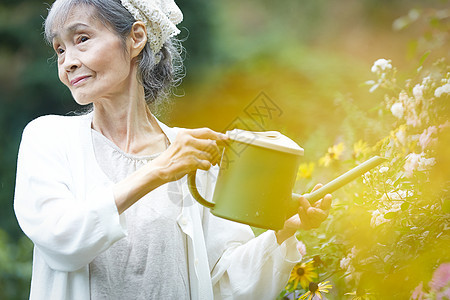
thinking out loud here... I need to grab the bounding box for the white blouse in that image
[14,113,302,300]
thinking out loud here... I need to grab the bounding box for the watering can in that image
[188,129,386,230]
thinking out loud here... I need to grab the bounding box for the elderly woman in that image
[14,0,332,299]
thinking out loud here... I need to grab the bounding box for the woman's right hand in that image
[152,128,229,183]
[114,127,228,214]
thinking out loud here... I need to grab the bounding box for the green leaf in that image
[419,51,431,67]
[384,212,397,219]
[442,198,450,214]
[407,39,418,59]
[401,202,410,211]
[429,17,441,28]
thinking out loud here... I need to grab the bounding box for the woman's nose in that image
[63,49,81,72]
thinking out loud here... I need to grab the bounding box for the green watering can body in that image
[210,139,302,230]
[188,129,386,230]
[188,129,304,230]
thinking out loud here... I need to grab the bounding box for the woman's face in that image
[51,5,133,105]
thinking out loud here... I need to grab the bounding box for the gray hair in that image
[44,0,184,112]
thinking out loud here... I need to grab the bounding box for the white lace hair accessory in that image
[120,0,183,54]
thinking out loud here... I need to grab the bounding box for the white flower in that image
[404,152,436,177]
[381,190,412,201]
[340,246,359,270]
[419,126,438,150]
[434,83,450,97]
[340,248,360,282]
[418,156,436,170]
[422,76,432,86]
[371,192,410,228]
[379,166,389,173]
[371,58,392,73]
[391,102,404,119]
[371,209,388,227]
[344,267,357,283]
[408,9,420,21]
[406,111,421,128]
[388,202,402,212]
[413,84,424,99]
[340,256,351,270]
[395,127,407,145]
[399,91,410,103]
[401,91,421,127]
[404,153,421,177]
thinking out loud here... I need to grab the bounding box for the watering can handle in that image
[187,170,215,208]
[288,156,387,217]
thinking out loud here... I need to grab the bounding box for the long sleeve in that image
[204,212,301,299]
[199,168,302,299]
[14,116,126,272]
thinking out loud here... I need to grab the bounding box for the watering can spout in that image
[287,156,388,220]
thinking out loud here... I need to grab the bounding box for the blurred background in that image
[0,0,448,298]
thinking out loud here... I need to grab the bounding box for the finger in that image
[189,128,228,142]
[311,183,323,192]
[203,142,222,165]
[188,138,221,165]
[196,150,214,162]
[285,214,301,230]
[320,194,332,210]
[297,206,310,230]
[312,193,332,209]
[193,157,211,171]
[202,140,221,161]
[195,138,221,157]
[297,195,312,210]
[307,207,328,225]
[194,150,224,170]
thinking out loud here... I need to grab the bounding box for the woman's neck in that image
[91,88,167,156]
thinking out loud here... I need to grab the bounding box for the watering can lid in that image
[226,129,304,156]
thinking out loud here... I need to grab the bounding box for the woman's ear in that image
[129,21,147,59]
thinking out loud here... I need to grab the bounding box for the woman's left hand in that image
[275,184,332,244]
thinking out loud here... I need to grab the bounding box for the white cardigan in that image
[14,114,301,300]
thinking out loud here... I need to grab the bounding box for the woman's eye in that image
[79,36,89,43]
[56,47,64,55]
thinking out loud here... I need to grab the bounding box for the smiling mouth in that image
[71,76,90,86]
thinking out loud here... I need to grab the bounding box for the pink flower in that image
[411,282,425,300]
[296,241,307,257]
[430,263,450,292]
[436,289,450,300]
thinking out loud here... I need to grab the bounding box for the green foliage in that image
[0,229,33,299]
[283,7,449,299]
